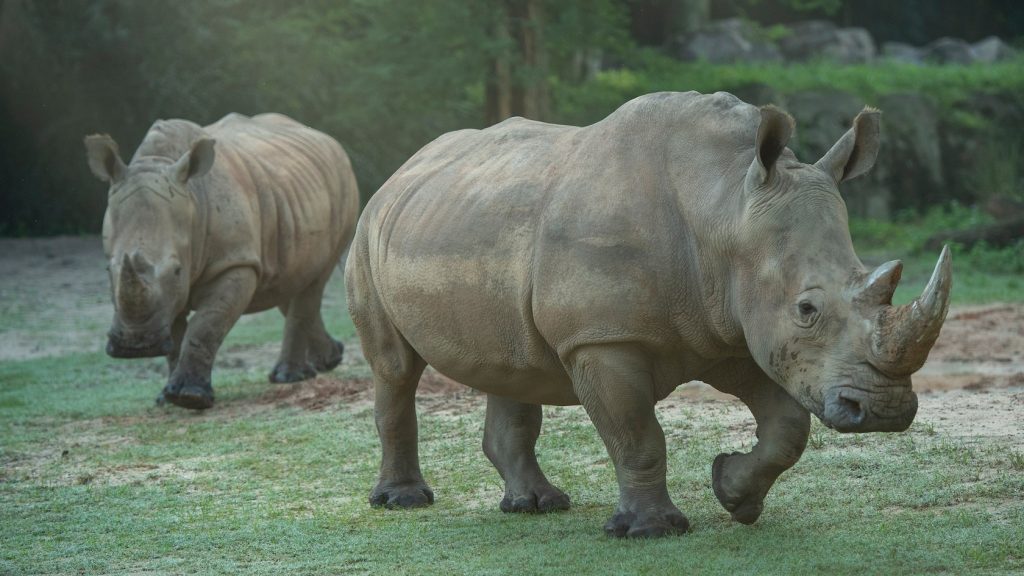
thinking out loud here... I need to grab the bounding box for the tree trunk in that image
[484,0,548,125]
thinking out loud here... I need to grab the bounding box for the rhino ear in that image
[172,137,216,183]
[816,107,880,184]
[747,105,795,188]
[84,134,126,184]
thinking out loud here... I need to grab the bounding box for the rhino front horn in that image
[118,253,150,315]
[869,245,952,377]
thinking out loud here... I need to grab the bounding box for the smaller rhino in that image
[85,113,359,409]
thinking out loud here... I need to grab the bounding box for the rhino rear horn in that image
[857,259,903,306]
[869,246,952,377]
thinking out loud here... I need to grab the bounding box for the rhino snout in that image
[822,383,918,433]
[106,326,173,358]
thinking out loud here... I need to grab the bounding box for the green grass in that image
[2,350,1022,575]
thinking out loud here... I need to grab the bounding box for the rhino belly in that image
[378,253,577,405]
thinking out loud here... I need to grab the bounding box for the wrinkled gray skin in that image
[346,92,951,537]
[86,113,358,409]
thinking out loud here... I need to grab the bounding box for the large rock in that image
[885,36,1015,66]
[970,36,1017,64]
[923,37,975,65]
[874,93,945,212]
[940,93,1024,205]
[881,42,925,65]
[778,21,876,64]
[675,18,783,64]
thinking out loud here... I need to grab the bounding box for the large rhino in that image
[346,92,951,537]
[86,113,358,409]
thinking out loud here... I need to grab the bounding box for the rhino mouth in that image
[821,382,917,433]
[106,326,172,358]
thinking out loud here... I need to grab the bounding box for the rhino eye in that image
[174,266,182,277]
[796,300,820,328]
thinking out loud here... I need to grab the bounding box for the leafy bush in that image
[551,51,1024,126]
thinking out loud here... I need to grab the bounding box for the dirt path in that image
[2,236,1022,441]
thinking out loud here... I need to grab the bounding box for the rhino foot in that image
[159,373,214,410]
[269,361,317,384]
[369,481,434,509]
[712,452,765,525]
[603,507,689,538]
[500,486,571,513]
[311,338,344,373]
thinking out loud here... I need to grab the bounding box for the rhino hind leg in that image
[349,255,434,509]
[483,394,571,513]
[366,343,432,509]
[570,345,689,538]
[711,375,810,524]
[270,274,341,383]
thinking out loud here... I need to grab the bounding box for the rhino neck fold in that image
[670,158,752,357]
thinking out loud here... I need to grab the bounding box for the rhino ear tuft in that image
[749,105,795,187]
[84,134,126,184]
[816,107,881,184]
[173,137,216,183]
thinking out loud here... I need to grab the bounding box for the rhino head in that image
[734,106,951,433]
[85,133,215,358]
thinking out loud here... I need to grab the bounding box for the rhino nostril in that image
[837,394,866,426]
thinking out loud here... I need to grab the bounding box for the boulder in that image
[778,20,876,64]
[940,93,1024,205]
[675,18,783,64]
[970,36,1017,64]
[881,42,925,65]
[923,37,975,65]
[874,92,945,212]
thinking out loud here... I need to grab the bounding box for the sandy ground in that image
[1,236,1022,442]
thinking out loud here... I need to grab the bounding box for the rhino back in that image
[202,113,358,308]
[363,92,759,400]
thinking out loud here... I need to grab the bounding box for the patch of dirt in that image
[243,368,474,413]
[257,376,373,410]
[913,304,1024,391]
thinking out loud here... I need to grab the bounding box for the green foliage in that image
[1,0,633,234]
[552,52,1024,126]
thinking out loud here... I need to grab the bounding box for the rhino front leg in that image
[569,345,689,538]
[483,394,571,513]
[710,367,810,524]
[161,267,257,409]
[271,272,342,383]
[166,312,188,375]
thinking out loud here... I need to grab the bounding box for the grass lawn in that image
[1,223,1022,574]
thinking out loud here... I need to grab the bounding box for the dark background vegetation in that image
[1,0,1022,236]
